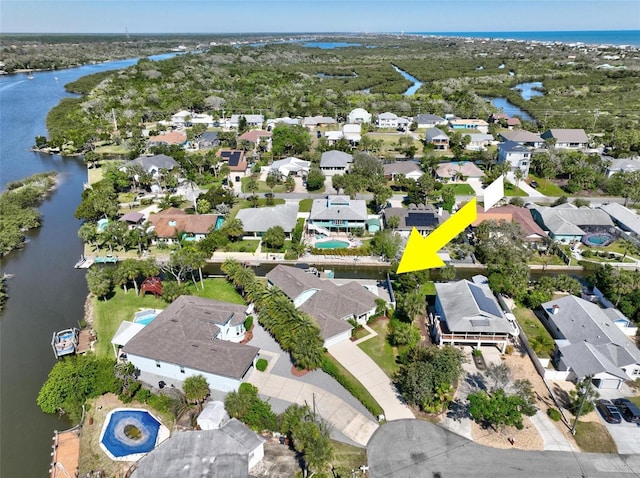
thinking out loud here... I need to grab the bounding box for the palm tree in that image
[183,374,210,412]
[120,258,141,295]
[386,215,400,232]
[290,325,324,371]
[514,168,524,195]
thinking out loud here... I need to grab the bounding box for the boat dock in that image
[76,328,94,354]
[49,429,80,478]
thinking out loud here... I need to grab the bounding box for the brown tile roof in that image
[238,130,272,143]
[124,296,258,379]
[474,205,547,239]
[217,149,247,172]
[147,130,187,145]
[148,208,218,238]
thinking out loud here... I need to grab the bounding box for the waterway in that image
[484,82,544,122]
[0,53,176,478]
[392,65,423,96]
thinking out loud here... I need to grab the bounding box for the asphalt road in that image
[367,420,640,478]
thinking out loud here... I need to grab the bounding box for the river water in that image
[0,53,175,478]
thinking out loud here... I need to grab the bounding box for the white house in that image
[265,116,301,131]
[320,150,353,175]
[541,129,589,150]
[414,114,447,129]
[122,296,259,392]
[383,161,423,181]
[497,140,532,177]
[466,133,495,151]
[448,118,489,134]
[347,108,372,124]
[226,114,264,130]
[377,112,399,129]
[604,156,640,178]
[425,128,449,150]
[270,156,310,177]
[541,295,640,389]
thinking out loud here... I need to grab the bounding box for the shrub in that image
[256,358,268,372]
[244,315,254,331]
[135,387,152,403]
[547,408,561,421]
[472,348,482,357]
[504,344,514,355]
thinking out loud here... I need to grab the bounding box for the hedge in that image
[256,358,268,372]
[321,355,384,418]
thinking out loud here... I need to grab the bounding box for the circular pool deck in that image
[99,408,169,462]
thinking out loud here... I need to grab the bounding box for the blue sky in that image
[2,1,638,34]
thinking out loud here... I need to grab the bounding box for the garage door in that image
[593,378,621,389]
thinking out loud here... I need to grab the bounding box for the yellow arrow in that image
[396,197,477,274]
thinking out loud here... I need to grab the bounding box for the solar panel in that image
[469,283,502,317]
[405,212,439,228]
[227,152,242,167]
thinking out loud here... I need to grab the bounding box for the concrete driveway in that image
[327,340,414,421]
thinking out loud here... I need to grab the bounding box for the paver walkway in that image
[248,371,378,446]
[529,410,575,451]
[328,340,415,421]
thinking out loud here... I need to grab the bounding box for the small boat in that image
[51,328,79,358]
[94,254,118,264]
[74,255,86,268]
[27,71,34,80]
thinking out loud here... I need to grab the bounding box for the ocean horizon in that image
[405,30,640,47]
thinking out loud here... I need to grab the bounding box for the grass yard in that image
[526,175,566,197]
[229,198,285,218]
[87,166,103,185]
[451,183,475,195]
[92,278,244,357]
[504,180,527,197]
[240,176,288,193]
[328,441,367,478]
[573,421,617,453]
[299,198,313,212]
[419,280,437,298]
[262,240,293,253]
[221,239,260,253]
[358,318,399,377]
[512,306,555,358]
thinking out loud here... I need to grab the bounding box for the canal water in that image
[392,65,423,96]
[0,53,175,478]
[484,81,544,122]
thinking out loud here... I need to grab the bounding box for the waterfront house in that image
[269,156,310,177]
[235,203,298,238]
[147,208,219,244]
[498,129,544,148]
[347,107,372,124]
[448,118,489,134]
[122,296,259,392]
[529,203,615,243]
[414,114,447,129]
[309,195,367,233]
[604,156,640,178]
[425,128,449,150]
[541,295,640,389]
[129,154,179,178]
[266,265,384,346]
[473,205,547,249]
[319,150,353,175]
[383,161,423,181]
[118,212,145,228]
[431,276,517,353]
[131,419,265,478]
[383,203,448,238]
[497,140,532,177]
[541,129,589,150]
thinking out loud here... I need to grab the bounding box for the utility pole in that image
[571,376,592,435]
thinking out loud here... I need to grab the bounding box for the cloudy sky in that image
[2,0,638,34]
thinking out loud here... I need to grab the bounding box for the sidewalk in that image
[529,410,575,451]
[248,371,379,446]
[327,340,415,421]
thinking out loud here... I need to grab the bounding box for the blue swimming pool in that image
[100,409,162,459]
[215,216,225,230]
[582,233,615,247]
[133,310,159,326]
[315,240,350,249]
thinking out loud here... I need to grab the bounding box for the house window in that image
[180,366,185,374]
[155,361,161,368]
[633,369,640,376]
[334,220,344,225]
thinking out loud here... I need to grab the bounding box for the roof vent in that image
[552,304,560,314]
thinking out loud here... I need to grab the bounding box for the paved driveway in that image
[327,340,414,421]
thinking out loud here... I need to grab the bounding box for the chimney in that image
[438,207,443,216]
[552,304,560,315]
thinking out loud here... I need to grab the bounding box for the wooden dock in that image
[76,328,93,354]
[50,429,80,478]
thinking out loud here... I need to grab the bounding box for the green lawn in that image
[358,319,399,377]
[573,421,617,453]
[299,198,313,212]
[93,279,244,357]
[240,176,288,193]
[451,183,475,195]
[229,198,286,218]
[526,175,566,197]
[221,239,260,253]
[330,441,367,478]
[512,306,555,358]
[504,181,527,197]
[419,280,437,297]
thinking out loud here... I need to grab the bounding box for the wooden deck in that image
[50,430,80,478]
[76,329,93,354]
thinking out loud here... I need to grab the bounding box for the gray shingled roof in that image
[542,128,589,143]
[130,154,178,171]
[543,295,640,378]
[425,127,448,141]
[266,264,326,299]
[599,202,640,235]
[534,204,614,235]
[498,130,543,144]
[606,156,640,174]
[236,204,298,234]
[124,296,258,379]
[320,150,353,168]
[310,196,367,222]
[415,113,444,123]
[132,420,263,478]
[383,161,422,176]
[435,280,514,334]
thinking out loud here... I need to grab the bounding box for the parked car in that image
[530,180,539,189]
[596,399,622,424]
[612,398,640,423]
